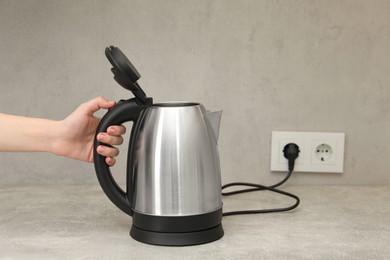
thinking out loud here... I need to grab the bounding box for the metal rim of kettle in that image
[152,101,200,107]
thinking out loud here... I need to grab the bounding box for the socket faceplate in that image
[271,131,345,173]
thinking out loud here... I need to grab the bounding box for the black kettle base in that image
[130,224,224,246]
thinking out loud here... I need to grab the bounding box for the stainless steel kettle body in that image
[94,99,224,246]
[132,102,222,217]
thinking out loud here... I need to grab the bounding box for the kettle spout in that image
[204,110,222,143]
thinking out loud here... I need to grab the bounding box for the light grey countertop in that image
[0,185,389,259]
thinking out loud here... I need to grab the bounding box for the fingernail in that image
[97,133,104,141]
[97,146,104,152]
[107,157,113,166]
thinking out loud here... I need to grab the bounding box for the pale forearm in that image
[0,113,61,153]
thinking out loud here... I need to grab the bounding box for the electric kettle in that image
[93,46,224,246]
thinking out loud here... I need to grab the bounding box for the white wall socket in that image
[271,131,345,173]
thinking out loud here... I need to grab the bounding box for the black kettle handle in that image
[93,98,150,216]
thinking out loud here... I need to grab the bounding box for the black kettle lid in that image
[105,46,147,104]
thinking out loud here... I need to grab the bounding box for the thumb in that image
[80,96,116,116]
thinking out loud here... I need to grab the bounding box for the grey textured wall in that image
[1,0,389,186]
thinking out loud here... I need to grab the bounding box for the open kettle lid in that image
[105,46,147,104]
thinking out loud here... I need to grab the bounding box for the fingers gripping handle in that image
[93,98,148,216]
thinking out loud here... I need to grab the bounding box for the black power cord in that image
[222,143,300,216]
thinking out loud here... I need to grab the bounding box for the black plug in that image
[283,143,300,172]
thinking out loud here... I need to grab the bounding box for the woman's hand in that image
[53,96,125,166]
